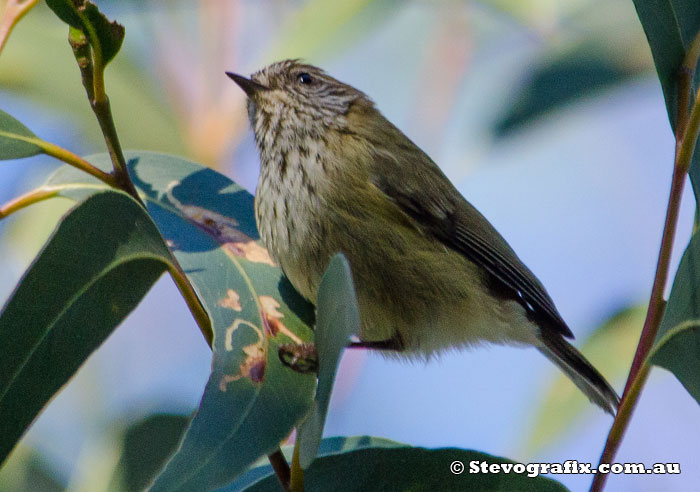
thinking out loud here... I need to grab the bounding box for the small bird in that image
[227,60,619,415]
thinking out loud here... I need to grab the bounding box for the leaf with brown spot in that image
[219,289,242,311]
[43,152,317,491]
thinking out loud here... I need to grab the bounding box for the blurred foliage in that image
[494,48,637,136]
[107,414,190,492]
[0,445,66,492]
[524,306,644,455]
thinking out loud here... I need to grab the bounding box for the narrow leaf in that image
[650,232,700,402]
[108,414,191,492]
[45,0,124,65]
[494,50,636,136]
[0,109,42,160]
[632,0,700,129]
[297,254,360,468]
[0,190,175,463]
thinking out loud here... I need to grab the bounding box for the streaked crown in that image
[244,60,371,134]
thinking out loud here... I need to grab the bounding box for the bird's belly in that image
[256,189,540,358]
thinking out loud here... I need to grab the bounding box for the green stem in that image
[590,45,700,492]
[90,98,139,199]
[289,440,304,492]
[166,263,213,347]
[0,186,60,219]
[37,139,117,187]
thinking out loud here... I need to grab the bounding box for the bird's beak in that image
[226,72,269,97]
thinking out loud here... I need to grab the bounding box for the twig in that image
[269,448,292,492]
[37,139,117,187]
[590,36,700,492]
[0,186,60,219]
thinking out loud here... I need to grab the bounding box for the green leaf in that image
[107,414,190,492]
[44,152,317,491]
[297,254,360,469]
[0,109,43,160]
[45,0,125,65]
[632,0,700,129]
[227,436,569,492]
[524,307,643,455]
[494,50,636,136]
[0,190,175,464]
[650,232,700,401]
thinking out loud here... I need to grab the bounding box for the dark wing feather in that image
[369,147,573,340]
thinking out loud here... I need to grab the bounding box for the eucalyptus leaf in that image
[227,436,569,492]
[297,254,360,469]
[650,233,700,402]
[494,50,636,136]
[0,109,43,160]
[107,414,191,492]
[632,0,700,129]
[0,190,175,464]
[45,0,125,65]
[44,152,317,491]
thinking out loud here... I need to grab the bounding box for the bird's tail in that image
[538,335,620,415]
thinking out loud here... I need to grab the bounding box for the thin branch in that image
[269,448,291,492]
[68,27,137,200]
[590,43,700,492]
[90,98,139,199]
[37,139,117,187]
[0,186,60,219]
[166,263,213,346]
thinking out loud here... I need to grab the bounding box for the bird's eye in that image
[297,72,313,85]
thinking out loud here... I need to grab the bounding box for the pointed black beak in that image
[226,72,269,97]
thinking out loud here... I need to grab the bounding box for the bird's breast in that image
[254,141,330,301]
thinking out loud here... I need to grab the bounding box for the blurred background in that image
[0,0,698,491]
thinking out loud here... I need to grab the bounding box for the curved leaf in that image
[297,254,360,469]
[108,413,191,492]
[45,0,124,65]
[226,436,569,492]
[632,0,700,129]
[650,232,700,401]
[0,190,175,464]
[494,50,636,136]
[45,152,317,490]
[0,109,43,160]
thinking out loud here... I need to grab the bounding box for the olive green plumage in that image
[227,60,619,415]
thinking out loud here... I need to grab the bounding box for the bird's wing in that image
[369,149,573,339]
